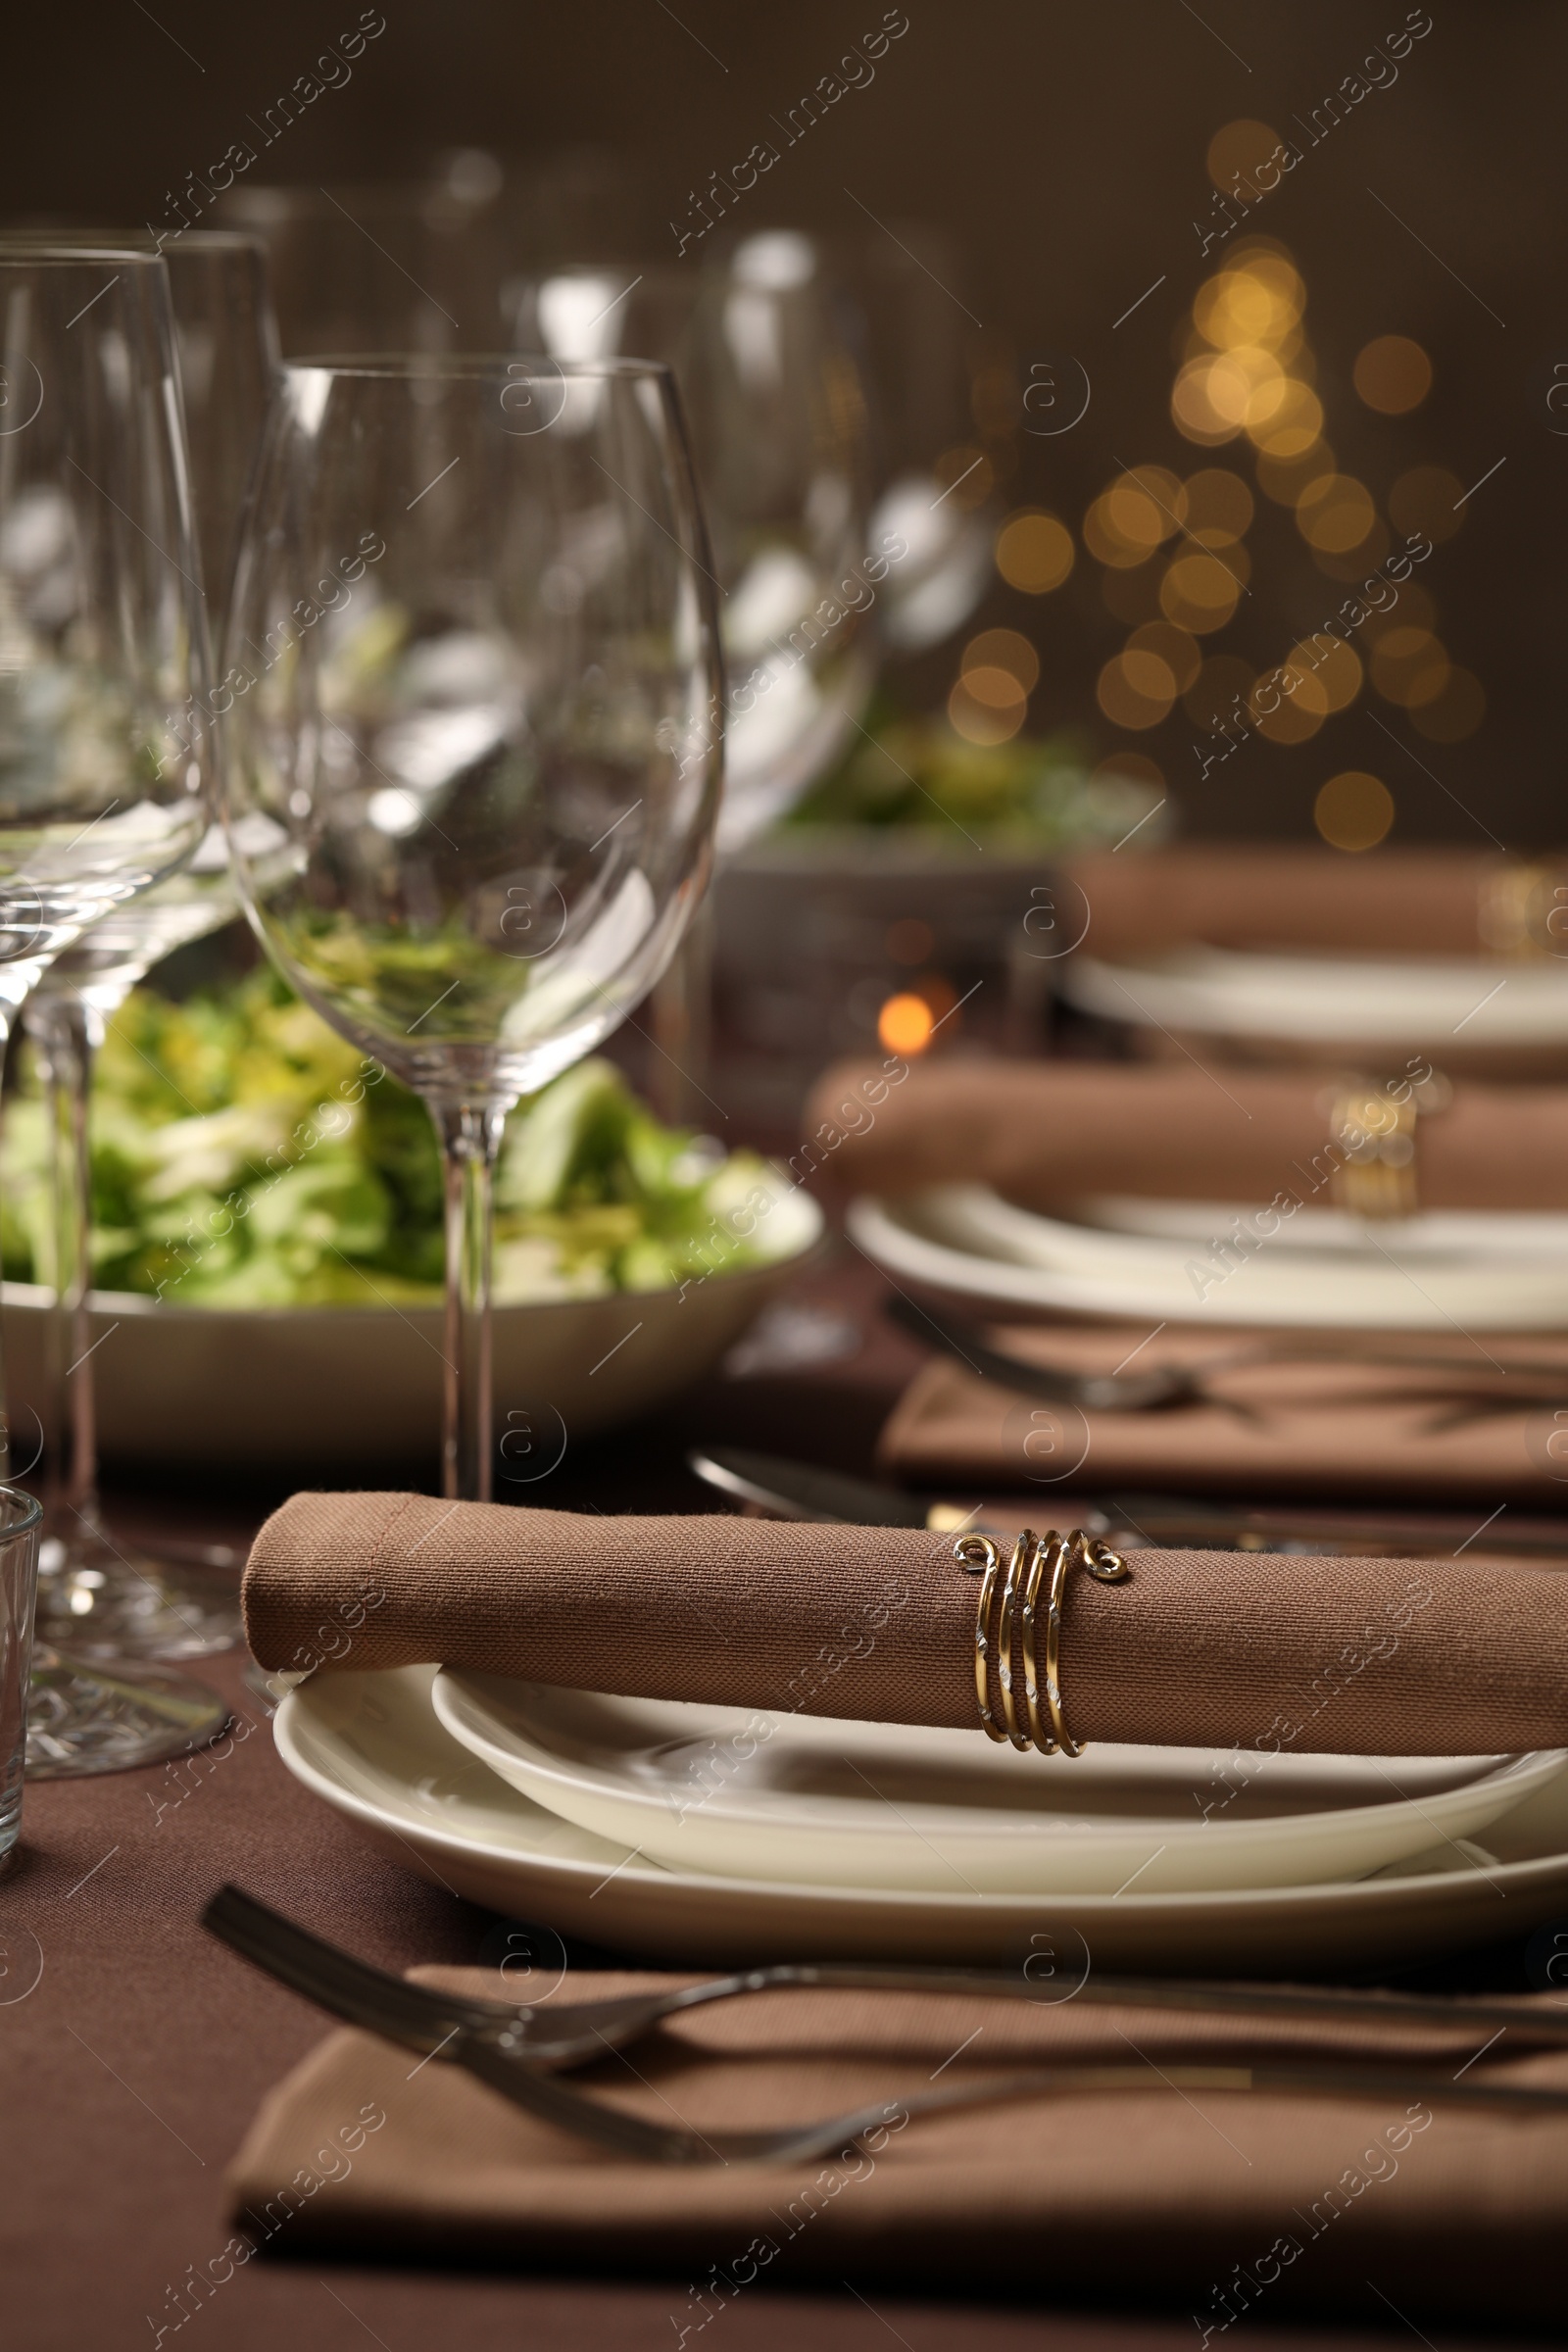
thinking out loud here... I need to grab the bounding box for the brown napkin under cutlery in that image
[804,1056,1568,1211]
[880,1321,1568,1507]
[227,1963,1568,2321]
[244,1490,1568,1755]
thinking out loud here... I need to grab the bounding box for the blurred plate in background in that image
[1061,948,1568,1073]
[849,1184,1568,1329]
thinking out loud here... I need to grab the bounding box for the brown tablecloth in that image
[4,1257,1564,2348]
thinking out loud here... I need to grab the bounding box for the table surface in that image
[3,1249,1559,2351]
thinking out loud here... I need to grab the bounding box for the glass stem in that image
[648,889,715,1128]
[30,996,105,1540]
[432,1102,507,1503]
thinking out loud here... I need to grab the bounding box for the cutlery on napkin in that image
[877,1317,1568,1505]
[221,1932,1568,2318]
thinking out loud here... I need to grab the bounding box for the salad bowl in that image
[2,1173,820,1468]
[0,975,824,1468]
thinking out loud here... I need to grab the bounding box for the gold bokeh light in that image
[1097,649,1176,729]
[996,510,1074,594]
[1193,253,1304,353]
[1247,378,1323,457]
[1315,771,1394,851]
[1085,467,1184,564]
[1159,549,1244,632]
[1127,619,1201,693]
[1295,472,1377,553]
[949,672,1025,744]
[962,628,1040,693]
[1287,635,1363,712]
[1370,626,1450,709]
[1353,335,1432,416]
[1206,120,1285,191]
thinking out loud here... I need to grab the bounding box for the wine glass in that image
[221,356,723,1500]
[508,236,873,1114]
[852,222,999,656]
[0,246,220,1775]
[215,182,504,358]
[509,235,875,850]
[18,230,279,1664]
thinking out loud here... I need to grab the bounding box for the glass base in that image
[32,1531,242,1661]
[25,1645,230,1779]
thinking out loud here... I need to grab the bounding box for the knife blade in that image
[686,1447,1568,1562]
[687,1447,935,1528]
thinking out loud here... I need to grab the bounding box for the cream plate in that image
[429,1672,1563,1895]
[847,1185,1568,1330]
[1060,949,1568,1052]
[275,1667,1568,1970]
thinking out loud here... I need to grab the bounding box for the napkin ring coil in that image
[1325,1065,1451,1221]
[956,1528,1128,1758]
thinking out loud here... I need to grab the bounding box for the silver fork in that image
[203,1887,1568,2163]
[886,1295,1568,1416]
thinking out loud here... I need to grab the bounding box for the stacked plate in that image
[275,1665,1568,1972]
[1060,947,1568,1068]
[849,1185,1568,1329]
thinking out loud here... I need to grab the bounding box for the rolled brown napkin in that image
[802,1056,1568,1209]
[244,1490,1568,1754]
[226,1961,1568,2321]
[1061,845,1522,960]
[878,1321,1568,1506]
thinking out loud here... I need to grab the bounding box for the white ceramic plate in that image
[847,1184,1568,1330]
[0,1181,820,1466]
[1061,949,1568,1051]
[275,1666,1568,1971]
[428,1672,1564,1896]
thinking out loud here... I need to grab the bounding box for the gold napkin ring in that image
[1477,859,1568,959]
[1325,1065,1452,1221]
[956,1529,1129,1758]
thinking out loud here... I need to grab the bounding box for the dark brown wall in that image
[13,1,1565,849]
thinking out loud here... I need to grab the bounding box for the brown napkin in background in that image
[227,1964,1568,2321]
[880,1322,1568,1508]
[804,1056,1568,1210]
[1061,845,1507,960]
[244,1491,1568,1754]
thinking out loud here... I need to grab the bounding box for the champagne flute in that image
[0,246,220,1775]
[18,230,279,1662]
[221,355,722,1500]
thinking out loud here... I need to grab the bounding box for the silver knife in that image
[686,1447,1568,1561]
